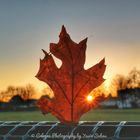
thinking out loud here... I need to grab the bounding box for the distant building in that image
[99,95,119,109]
[118,88,140,108]
[0,95,37,111]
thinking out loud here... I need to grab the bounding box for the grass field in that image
[0,109,140,121]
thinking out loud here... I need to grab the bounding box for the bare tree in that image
[127,68,140,88]
[111,74,128,107]
[17,84,36,100]
[0,84,37,102]
[111,69,140,108]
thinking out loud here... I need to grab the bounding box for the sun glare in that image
[104,79,111,92]
[86,95,94,102]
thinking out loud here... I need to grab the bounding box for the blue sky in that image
[0,0,140,92]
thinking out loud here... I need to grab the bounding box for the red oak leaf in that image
[36,26,106,123]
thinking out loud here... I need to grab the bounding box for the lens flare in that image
[86,95,94,102]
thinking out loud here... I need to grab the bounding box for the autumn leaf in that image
[36,26,106,123]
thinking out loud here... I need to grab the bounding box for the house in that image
[0,95,37,111]
[118,88,140,108]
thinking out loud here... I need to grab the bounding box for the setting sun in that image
[86,95,94,102]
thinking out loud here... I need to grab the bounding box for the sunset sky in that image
[0,0,140,93]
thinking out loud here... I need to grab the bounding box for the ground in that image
[0,109,140,121]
